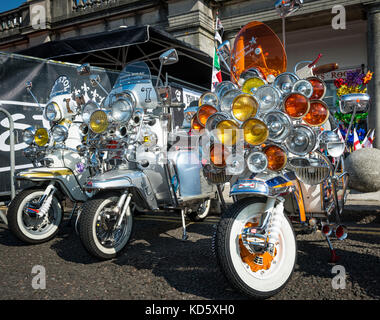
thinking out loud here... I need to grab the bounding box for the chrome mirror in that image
[89,74,100,87]
[159,49,179,66]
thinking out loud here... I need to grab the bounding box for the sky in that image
[0,0,26,13]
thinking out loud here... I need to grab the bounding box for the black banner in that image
[0,52,119,196]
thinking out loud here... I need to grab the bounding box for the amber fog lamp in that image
[307,76,326,100]
[191,114,204,132]
[198,92,219,108]
[242,118,269,146]
[232,94,258,122]
[241,77,266,94]
[284,93,310,119]
[303,100,330,127]
[215,119,239,146]
[197,104,218,127]
[210,143,230,168]
[263,145,287,171]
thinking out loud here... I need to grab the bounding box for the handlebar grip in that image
[313,63,339,75]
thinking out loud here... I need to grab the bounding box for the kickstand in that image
[326,235,340,263]
[181,209,188,241]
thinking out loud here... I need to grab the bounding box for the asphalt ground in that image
[0,206,379,301]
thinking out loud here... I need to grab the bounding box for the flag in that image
[211,47,222,91]
[337,128,345,142]
[211,15,223,91]
[362,129,375,148]
[353,128,362,151]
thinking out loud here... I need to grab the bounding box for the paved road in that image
[0,210,379,300]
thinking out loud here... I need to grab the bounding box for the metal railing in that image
[0,107,15,225]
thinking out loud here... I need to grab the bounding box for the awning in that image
[17,25,229,91]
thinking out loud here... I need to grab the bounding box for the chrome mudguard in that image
[16,167,88,202]
[84,169,158,210]
[230,171,296,198]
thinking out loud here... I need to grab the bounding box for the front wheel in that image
[7,188,63,244]
[213,197,297,299]
[78,192,134,260]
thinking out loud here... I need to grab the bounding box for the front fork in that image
[241,197,285,257]
[27,183,57,218]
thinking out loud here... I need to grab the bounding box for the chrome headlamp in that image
[44,101,62,122]
[247,151,268,173]
[198,91,219,108]
[263,111,292,143]
[225,154,245,175]
[215,81,238,100]
[273,72,299,96]
[51,125,68,143]
[285,124,316,156]
[292,79,313,98]
[82,101,100,124]
[23,127,36,145]
[254,85,281,114]
[319,130,345,158]
[111,97,134,123]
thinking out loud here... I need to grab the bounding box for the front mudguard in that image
[83,169,158,210]
[16,167,88,202]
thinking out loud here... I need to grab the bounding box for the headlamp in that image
[292,79,313,98]
[191,114,204,132]
[89,110,109,134]
[263,145,287,171]
[215,81,238,100]
[254,85,281,114]
[285,124,316,156]
[111,97,134,123]
[197,104,218,127]
[198,92,219,108]
[34,128,49,147]
[231,94,259,122]
[210,143,230,168]
[219,89,241,113]
[273,72,299,96]
[247,151,268,173]
[215,119,240,146]
[263,111,292,143]
[242,118,269,146]
[82,101,100,124]
[284,93,310,119]
[226,154,245,175]
[307,76,326,100]
[23,127,36,145]
[241,77,266,94]
[303,100,329,127]
[44,101,61,122]
[51,125,68,143]
[319,130,345,158]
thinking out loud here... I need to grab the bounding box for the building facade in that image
[0,0,379,146]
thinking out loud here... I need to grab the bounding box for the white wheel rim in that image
[228,202,296,293]
[92,198,133,255]
[16,191,62,240]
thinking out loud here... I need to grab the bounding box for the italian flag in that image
[211,47,222,91]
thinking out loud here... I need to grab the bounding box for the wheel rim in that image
[17,191,62,239]
[92,198,133,254]
[228,202,295,293]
